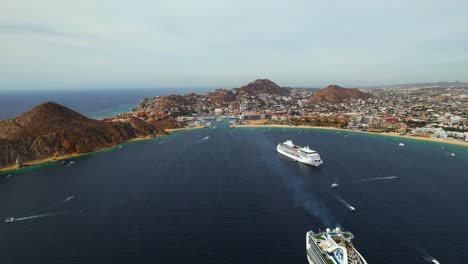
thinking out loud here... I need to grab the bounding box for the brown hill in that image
[311,85,372,103]
[235,79,290,96]
[207,89,237,105]
[0,102,167,168]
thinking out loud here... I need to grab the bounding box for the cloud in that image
[1,0,467,90]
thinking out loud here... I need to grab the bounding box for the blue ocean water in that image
[0,88,212,120]
[0,123,467,264]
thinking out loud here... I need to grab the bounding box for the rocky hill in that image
[234,79,291,96]
[311,85,372,103]
[0,102,167,168]
[134,79,290,113]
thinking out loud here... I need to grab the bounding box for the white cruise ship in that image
[306,228,368,264]
[277,140,323,166]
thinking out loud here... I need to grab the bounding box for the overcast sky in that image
[1,0,467,90]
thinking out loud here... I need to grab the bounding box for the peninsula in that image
[0,102,168,171]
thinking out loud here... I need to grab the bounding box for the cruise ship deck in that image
[306,228,367,264]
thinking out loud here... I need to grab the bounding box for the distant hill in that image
[235,79,291,96]
[361,81,468,89]
[0,102,166,168]
[311,85,372,103]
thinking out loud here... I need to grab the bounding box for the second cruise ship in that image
[306,227,368,264]
[277,140,323,166]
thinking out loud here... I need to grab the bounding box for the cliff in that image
[0,102,167,168]
[311,85,372,104]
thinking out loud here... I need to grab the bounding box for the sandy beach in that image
[234,124,468,147]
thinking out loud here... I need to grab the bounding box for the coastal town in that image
[102,79,468,143]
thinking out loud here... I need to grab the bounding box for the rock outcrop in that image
[0,102,167,168]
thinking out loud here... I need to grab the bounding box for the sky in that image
[1,0,468,90]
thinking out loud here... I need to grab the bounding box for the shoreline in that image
[0,126,204,174]
[0,135,157,174]
[234,124,468,147]
[166,125,205,132]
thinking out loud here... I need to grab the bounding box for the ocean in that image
[0,88,212,120]
[1,122,467,264]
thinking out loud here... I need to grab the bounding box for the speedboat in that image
[349,206,356,212]
[431,258,440,264]
[5,217,15,223]
[399,143,405,147]
[331,177,339,188]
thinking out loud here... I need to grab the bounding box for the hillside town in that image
[103,79,468,142]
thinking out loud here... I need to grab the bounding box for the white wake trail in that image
[15,213,58,221]
[200,136,210,141]
[335,196,356,211]
[357,176,398,182]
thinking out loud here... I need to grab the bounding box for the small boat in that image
[399,143,405,147]
[66,196,75,201]
[5,217,15,223]
[6,174,12,178]
[118,146,122,149]
[450,153,455,156]
[212,126,216,130]
[331,177,339,188]
[349,206,356,212]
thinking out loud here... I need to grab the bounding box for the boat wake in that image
[356,176,398,182]
[422,254,440,263]
[28,195,75,216]
[335,196,356,211]
[200,136,210,141]
[14,213,59,222]
[7,196,74,223]
[158,140,168,144]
